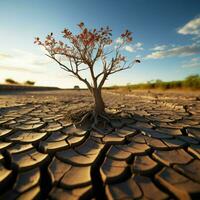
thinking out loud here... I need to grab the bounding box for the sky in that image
[0,0,200,88]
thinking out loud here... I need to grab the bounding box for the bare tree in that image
[35,22,140,124]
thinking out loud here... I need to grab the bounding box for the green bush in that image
[183,75,200,89]
[105,74,200,90]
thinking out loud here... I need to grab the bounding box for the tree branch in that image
[46,54,92,91]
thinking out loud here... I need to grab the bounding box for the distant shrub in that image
[183,75,200,89]
[110,85,120,90]
[74,85,80,90]
[24,80,35,86]
[106,74,200,90]
[5,79,36,86]
[5,78,19,85]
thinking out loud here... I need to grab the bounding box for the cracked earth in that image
[0,90,200,200]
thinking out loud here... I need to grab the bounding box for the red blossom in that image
[35,22,137,64]
[72,37,78,44]
[120,30,132,43]
[62,29,72,37]
[34,37,40,43]
[59,41,64,46]
[46,35,51,40]
[77,22,84,28]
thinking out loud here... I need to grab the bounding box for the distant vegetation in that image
[24,80,35,86]
[4,78,35,86]
[5,78,19,85]
[106,75,200,91]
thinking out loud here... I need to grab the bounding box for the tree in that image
[35,22,140,124]
[24,80,35,86]
[184,74,200,89]
[5,78,19,85]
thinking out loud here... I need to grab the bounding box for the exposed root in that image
[72,110,113,128]
[68,107,128,129]
[99,114,110,122]
[75,111,93,125]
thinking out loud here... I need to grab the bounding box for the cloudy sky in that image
[0,0,200,88]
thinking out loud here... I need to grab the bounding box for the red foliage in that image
[34,22,130,56]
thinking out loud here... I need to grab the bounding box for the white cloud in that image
[146,17,200,60]
[124,45,134,52]
[145,43,200,59]
[0,49,79,88]
[178,16,200,37]
[0,65,41,73]
[182,57,200,68]
[115,37,144,52]
[134,42,143,49]
[0,53,12,59]
[124,42,143,53]
[0,49,52,73]
[151,45,167,51]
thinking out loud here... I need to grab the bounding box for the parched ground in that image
[0,90,200,200]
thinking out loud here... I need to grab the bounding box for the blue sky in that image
[0,0,200,88]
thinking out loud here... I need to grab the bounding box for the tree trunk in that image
[92,88,105,115]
